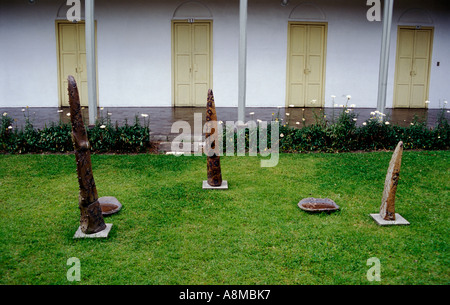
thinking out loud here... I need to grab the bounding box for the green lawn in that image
[0,151,448,285]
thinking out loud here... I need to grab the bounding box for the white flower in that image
[346,95,352,99]
[350,104,356,108]
[66,113,71,117]
[425,100,430,104]
[302,118,306,121]
[410,123,414,126]
[447,110,450,113]
[8,125,12,129]
[339,104,344,108]
[296,122,300,125]
[385,121,390,125]
[57,110,63,113]
[141,113,149,118]
[345,110,350,113]
[444,101,448,104]
[2,112,7,116]
[353,118,357,121]
[438,136,441,139]
[100,125,106,129]
[362,122,367,126]
[218,120,223,124]
[249,112,255,115]
[289,104,295,107]
[107,112,112,116]
[100,107,104,110]
[286,113,290,116]
[280,133,284,138]
[257,119,262,123]
[21,109,25,112]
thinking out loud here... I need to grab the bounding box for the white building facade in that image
[1,0,449,109]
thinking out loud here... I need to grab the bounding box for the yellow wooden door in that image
[173,21,212,107]
[57,23,89,107]
[394,28,433,108]
[287,23,326,107]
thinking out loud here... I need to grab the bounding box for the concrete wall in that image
[0,0,60,108]
[0,0,449,109]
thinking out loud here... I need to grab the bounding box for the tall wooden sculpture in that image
[379,141,403,220]
[370,141,409,225]
[68,75,107,234]
[204,89,226,188]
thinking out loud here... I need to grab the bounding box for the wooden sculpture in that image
[205,89,223,187]
[68,75,106,234]
[379,141,403,220]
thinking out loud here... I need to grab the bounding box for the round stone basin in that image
[298,197,340,212]
[98,196,122,216]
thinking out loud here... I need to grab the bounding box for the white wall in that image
[96,0,174,107]
[321,0,382,109]
[0,0,59,108]
[419,2,450,108]
[0,0,449,109]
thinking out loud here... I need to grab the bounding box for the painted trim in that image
[288,2,327,21]
[172,0,213,20]
[398,8,434,25]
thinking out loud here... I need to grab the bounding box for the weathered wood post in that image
[68,75,106,234]
[370,141,409,225]
[205,89,223,187]
[203,89,228,189]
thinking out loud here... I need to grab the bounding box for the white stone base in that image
[73,224,113,239]
[202,180,228,190]
[370,214,410,226]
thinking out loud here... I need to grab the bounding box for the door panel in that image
[57,22,95,107]
[173,21,212,107]
[287,23,326,107]
[394,28,433,108]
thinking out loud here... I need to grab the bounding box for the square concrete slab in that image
[73,224,113,239]
[202,180,228,190]
[370,214,410,226]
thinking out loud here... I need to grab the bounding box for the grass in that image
[0,151,448,285]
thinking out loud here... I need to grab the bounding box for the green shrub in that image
[0,112,151,154]
[276,107,449,153]
[1,106,448,154]
[38,123,73,152]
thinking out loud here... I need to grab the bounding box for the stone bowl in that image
[298,197,340,212]
[98,196,122,216]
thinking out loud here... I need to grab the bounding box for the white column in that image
[238,0,248,123]
[85,0,97,125]
[376,0,394,116]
